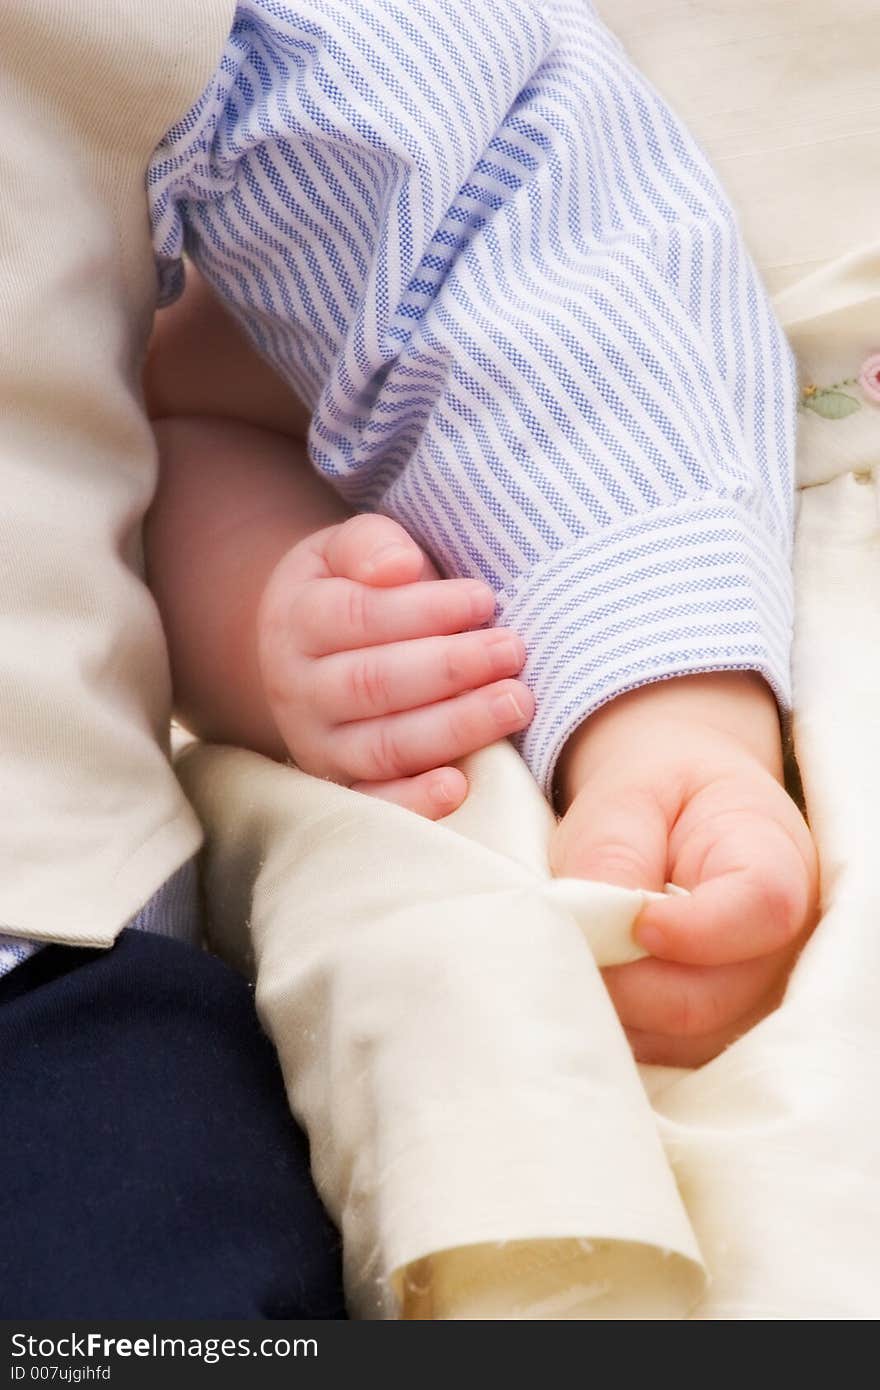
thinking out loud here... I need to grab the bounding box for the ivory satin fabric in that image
[177,740,706,1319]
[179,1,880,1318]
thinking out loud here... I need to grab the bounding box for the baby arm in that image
[552,672,819,1067]
[145,409,532,821]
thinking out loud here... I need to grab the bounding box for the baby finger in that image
[332,679,534,782]
[349,767,468,819]
[313,628,526,722]
[284,576,496,656]
[603,948,794,1040]
[624,986,787,1067]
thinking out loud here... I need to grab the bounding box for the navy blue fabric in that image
[0,930,346,1318]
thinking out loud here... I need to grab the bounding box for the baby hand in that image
[257,513,534,818]
[551,673,819,1067]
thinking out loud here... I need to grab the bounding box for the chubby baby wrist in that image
[554,671,784,810]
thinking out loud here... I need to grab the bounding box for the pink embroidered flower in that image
[858,352,880,404]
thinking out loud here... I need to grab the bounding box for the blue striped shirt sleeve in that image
[148,0,796,794]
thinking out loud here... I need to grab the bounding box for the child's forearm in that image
[145,269,335,756]
[145,414,350,758]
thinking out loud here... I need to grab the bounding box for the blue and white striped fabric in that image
[148,0,796,794]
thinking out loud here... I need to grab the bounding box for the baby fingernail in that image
[365,541,411,574]
[492,691,528,725]
[488,635,523,672]
[636,926,665,955]
[468,584,495,621]
[430,777,457,806]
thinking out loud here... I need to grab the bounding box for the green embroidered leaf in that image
[804,390,861,419]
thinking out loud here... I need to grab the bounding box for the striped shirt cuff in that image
[501,494,794,797]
